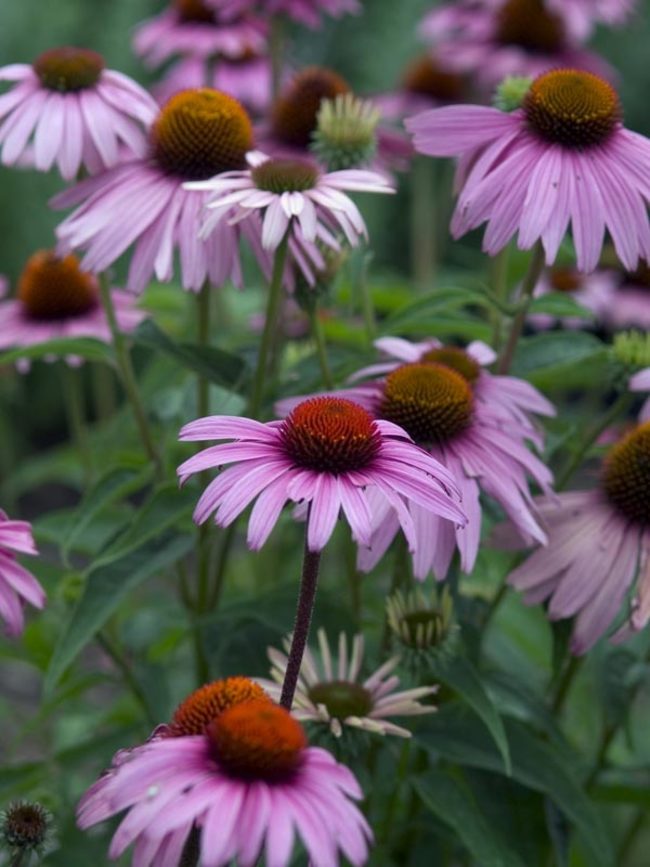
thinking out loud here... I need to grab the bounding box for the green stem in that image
[91,363,117,423]
[496,242,546,374]
[248,233,290,419]
[208,522,237,609]
[195,282,213,661]
[617,808,646,865]
[61,364,93,483]
[556,392,634,491]
[308,303,334,390]
[196,284,211,419]
[358,248,376,346]
[99,275,162,477]
[270,16,285,101]
[550,654,583,715]
[380,535,409,654]
[490,245,510,349]
[410,157,437,289]
[96,632,157,728]
[9,851,26,867]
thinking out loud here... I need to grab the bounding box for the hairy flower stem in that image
[99,275,162,477]
[248,233,290,419]
[61,364,93,483]
[489,245,510,348]
[280,527,322,709]
[308,303,334,390]
[9,852,26,867]
[410,157,437,289]
[550,654,583,714]
[496,242,546,374]
[357,248,377,347]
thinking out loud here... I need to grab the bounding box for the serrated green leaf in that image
[419,707,615,867]
[434,654,511,774]
[135,319,248,390]
[0,337,114,365]
[44,531,193,693]
[61,466,152,560]
[93,484,196,567]
[414,773,527,867]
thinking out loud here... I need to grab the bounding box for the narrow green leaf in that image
[528,292,593,319]
[44,532,193,693]
[135,319,248,390]
[0,337,114,365]
[435,655,511,774]
[381,287,491,333]
[414,773,527,867]
[511,332,609,389]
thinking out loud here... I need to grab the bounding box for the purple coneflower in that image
[0,251,145,364]
[0,47,156,180]
[419,0,614,91]
[54,88,268,293]
[546,0,637,39]
[133,0,267,69]
[258,628,437,737]
[508,421,650,653]
[528,266,617,330]
[191,150,393,254]
[407,68,650,273]
[177,396,465,553]
[375,55,467,122]
[0,511,45,638]
[78,676,372,866]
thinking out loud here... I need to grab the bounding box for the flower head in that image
[419,0,614,92]
[78,676,372,867]
[386,586,457,657]
[54,88,268,293]
[407,69,650,273]
[1,801,53,856]
[528,266,616,330]
[0,510,45,637]
[260,629,436,738]
[508,421,650,653]
[376,55,467,122]
[0,48,157,179]
[0,251,145,365]
[546,0,637,40]
[177,396,465,553]
[311,93,381,171]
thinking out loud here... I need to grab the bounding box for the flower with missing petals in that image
[0,47,156,179]
[407,69,650,273]
[0,510,45,638]
[177,396,465,553]
[78,676,372,867]
[508,422,650,653]
[259,629,437,737]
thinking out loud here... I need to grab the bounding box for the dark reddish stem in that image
[280,526,322,710]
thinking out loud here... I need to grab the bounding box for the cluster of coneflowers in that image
[0,0,650,864]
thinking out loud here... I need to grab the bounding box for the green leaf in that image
[94,484,196,566]
[528,292,593,319]
[135,319,248,390]
[381,286,491,332]
[434,655,511,774]
[419,708,615,867]
[511,332,609,389]
[414,773,527,867]
[0,337,114,365]
[44,531,193,693]
[61,466,152,560]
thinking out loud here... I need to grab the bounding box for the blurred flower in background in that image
[0,511,45,638]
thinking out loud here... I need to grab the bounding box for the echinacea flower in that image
[607,261,650,332]
[349,336,555,446]
[375,55,467,122]
[528,266,616,329]
[546,0,637,40]
[177,396,466,553]
[407,68,650,273]
[0,48,156,180]
[192,150,393,256]
[386,586,457,656]
[0,801,53,859]
[133,0,267,70]
[54,88,269,293]
[258,628,437,737]
[0,510,45,638]
[78,676,372,867]
[508,421,650,653]
[279,361,553,579]
[0,251,145,366]
[419,0,614,92]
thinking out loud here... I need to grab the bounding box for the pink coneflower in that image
[133,0,267,69]
[547,0,637,39]
[177,396,465,553]
[0,511,45,638]
[259,628,437,737]
[54,88,269,294]
[279,362,553,580]
[508,421,650,653]
[265,0,360,28]
[78,677,372,866]
[191,150,393,256]
[407,68,650,273]
[349,336,554,446]
[528,266,617,329]
[153,53,273,114]
[375,55,467,122]
[419,0,614,91]
[607,261,650,332]
[0,48,156,180]
[0,251,145,365]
